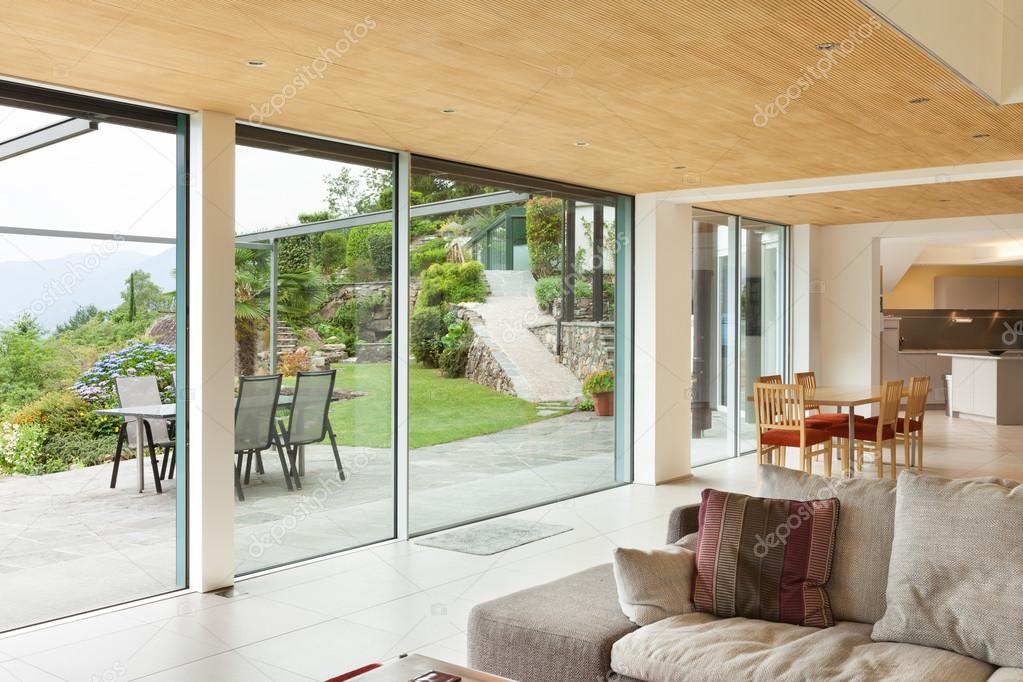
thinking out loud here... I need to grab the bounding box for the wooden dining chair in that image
[865,375,929,473]
[829,380,903,478]
[757,374,783,384]
[794,370,863,429]
[753,383,834,475]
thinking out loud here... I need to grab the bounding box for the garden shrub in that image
[439,345,470,378]
[279,348,312,376]
[40,432,121,470]
[278,235,315,272]
[317,231,347,274]
[534,276,561,311]
[0,316,67,412]
[0,422,48,475]
[365,232,393,276]
[411,217,442,238]
[583,370,615,395]
[411,238,448,275]
[10,390,112,439]
[417,261,487,309]
[345,257,377,282]
[439,318,474,378]
[534,276,593,311]
[525,196,563,279]
[345,223,391,269]
[72,341,176,409]
[410,306,447,368]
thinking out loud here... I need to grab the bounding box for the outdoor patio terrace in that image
[0,412,615,632]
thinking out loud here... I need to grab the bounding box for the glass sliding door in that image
[692,211,788,465]
[407,158,628,534]
[738,218,787,454]
[691,210,736,466]
[0,85,185,630]
[233,126,396,574]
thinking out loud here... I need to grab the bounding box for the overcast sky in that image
[0,106,355,261]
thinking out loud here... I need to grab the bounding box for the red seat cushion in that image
[761,427,832,447]
[828,421,895,441]
[805,412,863,426]
[862,416,922,433]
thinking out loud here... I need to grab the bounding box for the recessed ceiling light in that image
[245,58,267,68]
[816,42,840,51]
[574,140,590,147]
[972,133,991,139]
[441,108,456,114]
[909,97,930,104]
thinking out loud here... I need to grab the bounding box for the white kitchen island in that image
[939,353,1023,425]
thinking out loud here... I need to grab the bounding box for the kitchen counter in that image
[940,353,1023,425]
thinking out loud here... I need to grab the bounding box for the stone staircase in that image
[599,328,616,363]
[276,324,298,355]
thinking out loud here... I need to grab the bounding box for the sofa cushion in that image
[467,563,637,682]
[610,614,995,682]
[694,488,839,627]
[872,472,1023,668]
[759,463,895,624]
[613,546,696,626]
[989,670,1023,681]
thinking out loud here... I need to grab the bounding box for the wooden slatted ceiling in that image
[0,0,1022,203]
[700,176,1023,226]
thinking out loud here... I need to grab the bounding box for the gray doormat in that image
[414,518,573,555]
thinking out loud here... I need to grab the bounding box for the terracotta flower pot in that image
[592,391,614,417]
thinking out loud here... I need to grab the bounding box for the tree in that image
[525,197,563,279]
[118,270,165,320]
[0,315,60,410]
[234,249,326,375]
[56,305,100,334]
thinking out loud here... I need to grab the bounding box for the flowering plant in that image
[582,370,614,395]
[72,341,176,406]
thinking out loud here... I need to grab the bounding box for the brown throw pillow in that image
[693,488,840,627]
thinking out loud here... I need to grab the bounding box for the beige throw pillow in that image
[872,471,1023,668]
[612,546,696,626]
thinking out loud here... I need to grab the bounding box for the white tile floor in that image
[0,411,1016,681]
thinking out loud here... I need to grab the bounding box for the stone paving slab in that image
[0,412,616,631]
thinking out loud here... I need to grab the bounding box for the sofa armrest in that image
[666,503,701,544]
[468,564,637,682]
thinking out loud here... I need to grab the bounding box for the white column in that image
[790,224,821,375]
[633,196,692,485]
[188,111,236,592]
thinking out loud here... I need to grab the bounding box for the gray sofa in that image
[468,466,1023,682]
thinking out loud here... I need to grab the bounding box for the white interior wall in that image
[808,213,1023,392]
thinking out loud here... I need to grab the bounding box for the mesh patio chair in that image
[161,370,179,480]
[234,374,288,501]
[111,375,174,494]
[277,370,345,490]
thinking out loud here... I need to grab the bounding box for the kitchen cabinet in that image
[933,276,1023,309]
[941,353,1023,425]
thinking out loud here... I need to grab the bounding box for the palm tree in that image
[235,248,326,376]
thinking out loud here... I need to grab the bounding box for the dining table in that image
[748,384,912,476]
[96,394,306,494]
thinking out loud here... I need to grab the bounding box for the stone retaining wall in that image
[530,321,614,381]
[450,305,517,397]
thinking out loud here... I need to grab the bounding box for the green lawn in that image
[291,363,547,449]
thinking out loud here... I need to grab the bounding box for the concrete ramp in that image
[462,271,581,403]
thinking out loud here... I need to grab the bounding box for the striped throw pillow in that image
[693,488,840,628]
